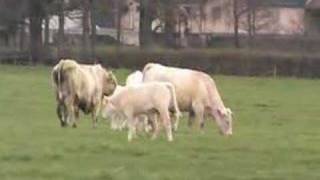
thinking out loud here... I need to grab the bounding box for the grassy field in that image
[0,65,320,180]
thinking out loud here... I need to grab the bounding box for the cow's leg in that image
[127,115,137,142]
[68,105,76,128]
[73,106,80,128]
[91,112,98,128]
[57,103,67,127]
[171,111,181,132]
[188,110,195,128]
[110,114,118,130]
[151,113,160,140]
[142,115,152,133]
[69,105,77,128]
[119,116,128,130]
[160,109,173,142]
[65,97,76,127]
[192,102,205,131]
[91,102,101,128]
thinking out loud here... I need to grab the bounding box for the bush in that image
[91,47,320,78]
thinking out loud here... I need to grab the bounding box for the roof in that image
[178,0,307,8]
[306,0,320,10]
[258,0,306,8]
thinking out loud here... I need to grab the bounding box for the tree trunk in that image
[90,0,96,59]
[164,1,175,48]
[44,14,50,48]
[116,0,122,47]
[247,5,252,46]
[252,7,256,35]
[58,0,65,60]
[19,24,25,51]
[29,16,43,64]
[139,0,153,48]
[233,0,240,48]
[82,0,90,59]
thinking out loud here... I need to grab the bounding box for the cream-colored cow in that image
[52,59,117,128]
[102,82,181,142]
[126,71,143,85]
[143,63,233,136]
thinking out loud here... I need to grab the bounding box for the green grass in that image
[0,64,320,180]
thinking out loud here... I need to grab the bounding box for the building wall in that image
[120,0,140,45]
[305,10,320,37]
[182,0,305,35]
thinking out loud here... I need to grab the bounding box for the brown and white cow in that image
[52,59,117,128]
[143,63,233,136]
[101,82,181,142]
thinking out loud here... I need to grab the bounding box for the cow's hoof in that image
[72,124,77,128]
[60,124,67,128]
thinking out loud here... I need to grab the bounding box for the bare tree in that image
[82,0,90,58]
[28,0,45,63]
[57,0,65,59]
[44,13,50,48]
[116,0,123,47]
[233,0,240,48]
[90,0,96,58]
[139,0,154,48]
[233,0,248,48]
[162,0,176,48]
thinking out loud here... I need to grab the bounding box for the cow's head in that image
[101,96,116,119]
[214,107,233,136]
[102,70,118,96]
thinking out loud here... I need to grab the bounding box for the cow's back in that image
[143,64,209,110]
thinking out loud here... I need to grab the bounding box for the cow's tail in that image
[165,83,181,120]
[52,62,63,101]
[142,63,155,82]
[52,59,78,101]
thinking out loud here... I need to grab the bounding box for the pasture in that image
[0,64,319,180]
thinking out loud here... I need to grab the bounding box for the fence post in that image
[273,64,277,78]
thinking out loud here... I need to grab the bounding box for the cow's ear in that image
[217,109,226,118]
[226,108,233,115]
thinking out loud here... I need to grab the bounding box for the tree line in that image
[0,0,262,64]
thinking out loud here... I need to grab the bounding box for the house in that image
[305,0,320,36]
[177,0,306,35]
[48,2,140,46]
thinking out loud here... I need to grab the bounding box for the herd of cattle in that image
[52,59,233,142]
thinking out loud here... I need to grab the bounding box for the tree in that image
[28,0,46,63]
[233,0,240,48]
[139,0,154,48]
[116,0,123,47]
[57,0,65,59]
[82,0,90,58]
[232,0,248,48]
[163,0,176,48]
[90,0,97,58]
[0,0,28,49]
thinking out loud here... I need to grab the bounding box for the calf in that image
[102,82,181,142]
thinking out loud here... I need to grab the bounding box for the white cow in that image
[126,71,143,85]
[143,63,233,136]
[52,59,117,128]
[102,82,181,142]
